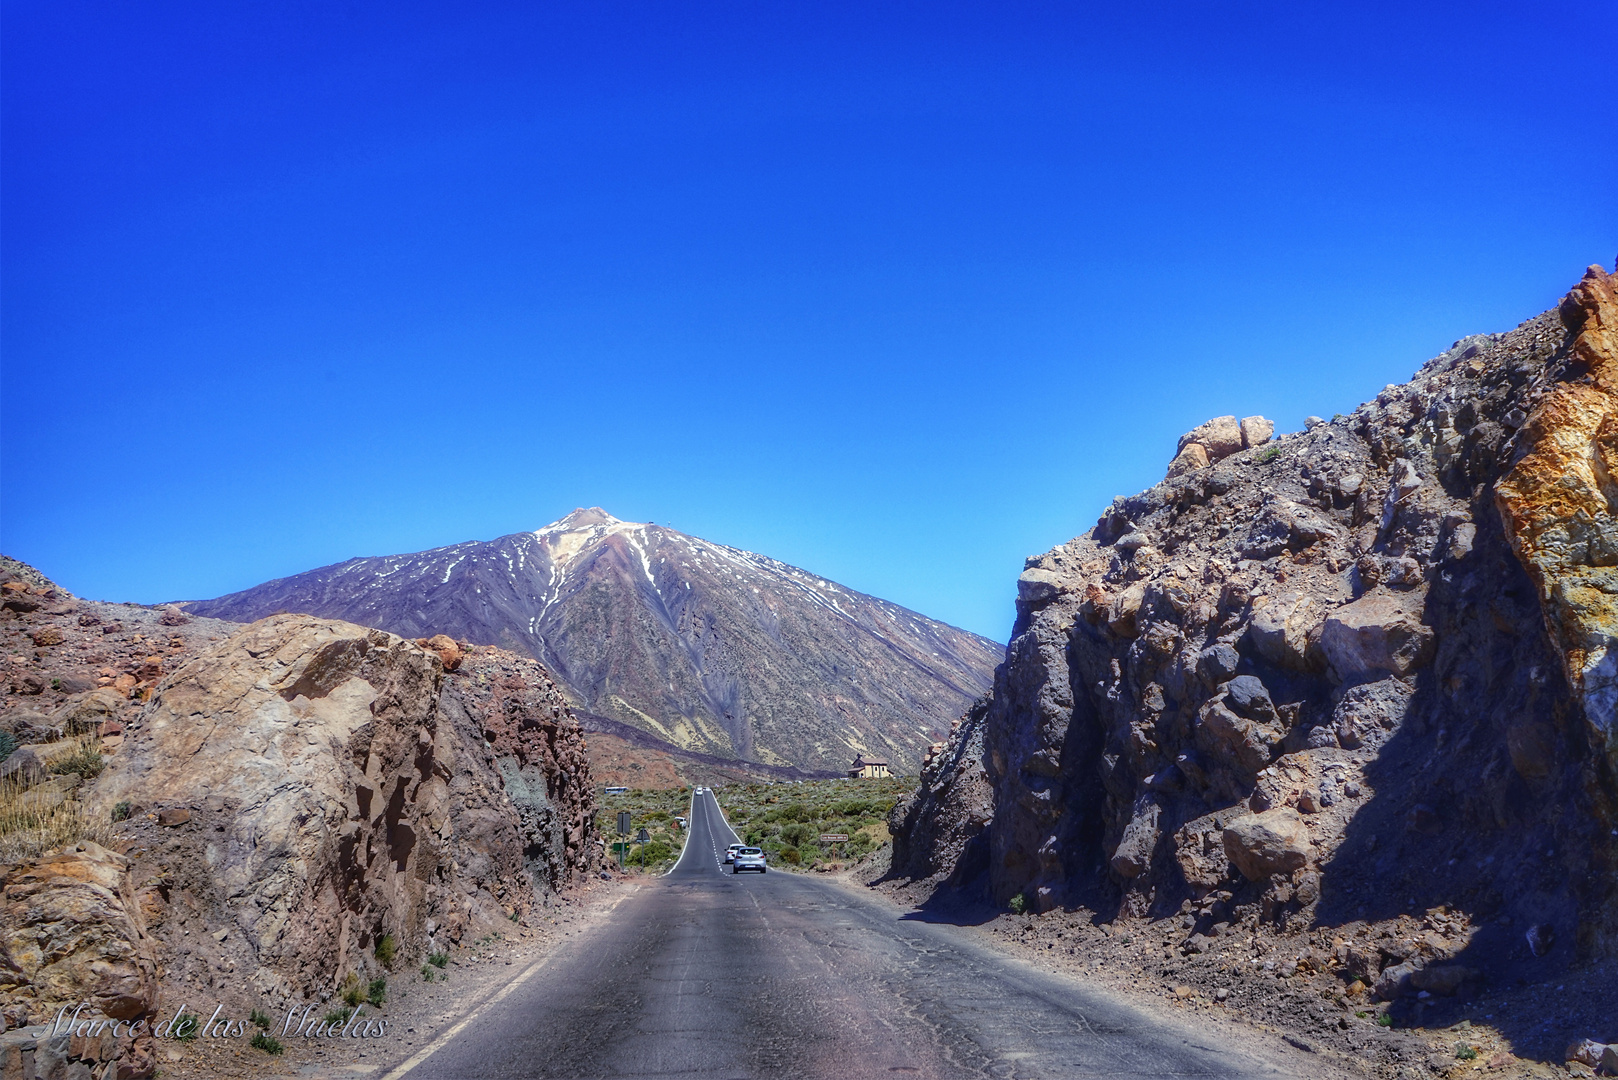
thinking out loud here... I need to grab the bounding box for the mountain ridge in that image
[186,508,1004,775]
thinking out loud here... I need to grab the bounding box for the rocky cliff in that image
[894,266,1618,986]
[185,508,1003,775]
[83,615,596,1004]
[2,591,598,1059]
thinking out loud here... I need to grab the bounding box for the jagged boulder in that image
[0,842,159,1021]
[1319,589,1435,681]
[1221,808,1313,881]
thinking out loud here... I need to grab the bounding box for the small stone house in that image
[848,755,891,779]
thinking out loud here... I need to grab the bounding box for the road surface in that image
[395,789,1283,1079]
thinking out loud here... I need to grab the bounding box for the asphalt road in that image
[398,790,1283,1080]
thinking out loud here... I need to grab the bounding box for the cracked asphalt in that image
[401,791,1289,1079]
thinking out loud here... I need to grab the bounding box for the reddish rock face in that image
[1497,265,1618,773]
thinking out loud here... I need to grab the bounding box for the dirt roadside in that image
[145,878,645,1080]
[850,852,1610,1080]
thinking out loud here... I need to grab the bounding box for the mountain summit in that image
[187,510,1004,774]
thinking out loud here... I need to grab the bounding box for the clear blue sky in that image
[3,2,1614,643]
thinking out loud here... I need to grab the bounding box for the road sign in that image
[819,833,849,843]
[637,828,650,843]
[617,811,631,836]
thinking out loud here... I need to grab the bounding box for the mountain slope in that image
[186,509,1003,774]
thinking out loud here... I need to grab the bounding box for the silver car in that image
[731,847,767,873]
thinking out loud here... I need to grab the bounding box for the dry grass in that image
[0,739,113,863]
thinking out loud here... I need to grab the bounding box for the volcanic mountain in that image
[186,508,1004,775]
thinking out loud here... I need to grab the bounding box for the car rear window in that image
[741,848,763,854]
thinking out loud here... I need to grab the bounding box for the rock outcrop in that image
[85,615,597,1004]
[893,266,1618,980]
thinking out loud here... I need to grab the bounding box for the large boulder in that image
[1319,589,1435,682]
[1222,808,1314,881]
[0,842,159,1021]
[90,616,529,1000]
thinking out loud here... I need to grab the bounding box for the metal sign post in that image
[617,811,631,869]
[819,833,849,861]
[637,827,650,869]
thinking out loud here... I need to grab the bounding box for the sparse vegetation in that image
[340,973,365,1007]
[1455,1043,1478,1061]
[249,1009,272,1030]
[374,933,397,969]
[427,951,449,969]
[710,777,915,871]
[112,800,133,822]
[251,1031,283,1055]
[54,741,104,780]
[173,1012,201,1041]
[1255,445,1283,464]
[1377,1012,1394,1027]
[0,730,17,762]
[0,769,112,863]
[367,976,387,1006]
[324,1007,352,1026]
[1008,893,1027,915]
[420,965,436,982]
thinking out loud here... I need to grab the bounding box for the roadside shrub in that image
[111,801,132,822]
[324,1008,352,1026]
[53,740,103,780]
[249,1009,272,1030]
[780,847,801,865]
[427,951,449,969]
[1454,1044,1477,1061]
[780,823,813,848]
[420,965,435,982]
[251,1031,284,1055]
[1008,893,1027,915]
[367,977,387,1006]
[173,1012,201,1042]
[340,973,365,1007]
[374,933,397,969]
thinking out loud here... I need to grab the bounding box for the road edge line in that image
[377,890,633,1080]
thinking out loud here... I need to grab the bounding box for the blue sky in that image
[3,1,1614,643]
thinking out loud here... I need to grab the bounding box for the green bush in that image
[340,974,365,1007]
[367,977,387,1006]
[251,1031,284,1054]
[173,1012,201,1042]
[780,823,813,848]
[420,965,435,982]
[780,847,801,865]
[374,933,397,969]
[427,951,449,969]
[324,1008,352,1026]
[0,731,17,763]
[1008,893,1027,915]
[249,1009,272,1030]
[111,801,133,822]
[1376,1013,1393,1028]
[1454,1044,1477,1061]
[1256,446,1283,464]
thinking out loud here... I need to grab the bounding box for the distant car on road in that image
[724,843,746,864]
[731,847,766,874]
